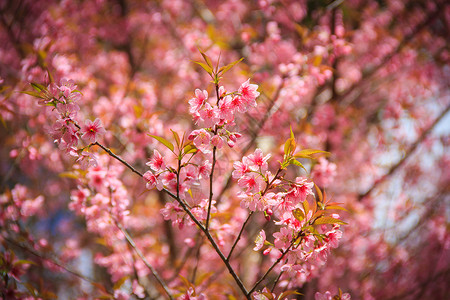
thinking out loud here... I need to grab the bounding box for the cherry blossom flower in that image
[218,95,235,121]
[74,150,98,169]
[58,78,77,98]
[146,149,166,171]
[211,135,224,148]
[238,173,265,193]
[160,202,185,229]
[198,160,212,179]
[188,89,208,114]
[232,157,252,178]
[228,95,247,113]
[143,171,163,190]
[273,226,293,250]
[311,157,337,187]
[81,118,106,144]
[315,291,332,300]
[325,228,343,249]
[285,177,314,206]
[56,102,80,120]
[189,129,211,153]
[238,79,260,109]
[198,102,220,128]
[247,148,271,171]
[254,229,266,251]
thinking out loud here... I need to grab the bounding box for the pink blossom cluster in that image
[188,79,259,151]
[39,79,106,166]
[69,155,130,236]
[232,149,344,289]
[0,184,44,228]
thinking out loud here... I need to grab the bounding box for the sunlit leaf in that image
[294,149,329,159]
[313,210,325,219]
[199,49,213,68]
[278,290,302,299]
[218,57,244,75]
[14,260,36,266]
[31,82,46,92]
[171,129,180,148]
[314,183,323,203]
[314,216,347,225]
[290,159,307,171]
[302,199,310,215]
[183,144,197,155]
[326,205,348,211]
[293,208,305,221]
[59,172,79,179]
[284,138,296,156]
[148,134,174,152]
[21,91,44,99]
[193,61,213,75]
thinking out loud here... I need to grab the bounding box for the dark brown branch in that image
[94,142,144,177]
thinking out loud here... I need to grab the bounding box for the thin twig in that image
[163,189,250,298]
[95,139,249,297]
[205,83,221,230]
[94,142,143,177]
[247,244,293,295]
[227,211,254,261]
[227,167,283,261]
[271,269,285,293]
[115,221,174,300]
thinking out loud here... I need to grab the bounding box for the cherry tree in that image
[1,0,449,299]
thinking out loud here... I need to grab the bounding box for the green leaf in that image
[21,91,44,99]
[314,183,323,203]
[148,134,174,152]
[292,208,304,221]
[113,276,129,290]
[31,82,46,92]
[314,216,347,225]
[278,290,303,299]
[326,205,348,211]
[290,159,307,172]
[194,271,213,286]
[46,68,55,83]
[294,149,330,159]
[302,199,310,216]
[290,125,295,140]
[14,260,36,266]
[284,138,296,156]
[171,129,181,148]
[199,49,213,68]
[183,144,197,155]
[218,57,244,75]
[313,210,325,219]
[193,61,213,75]
[59,172,79,179]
